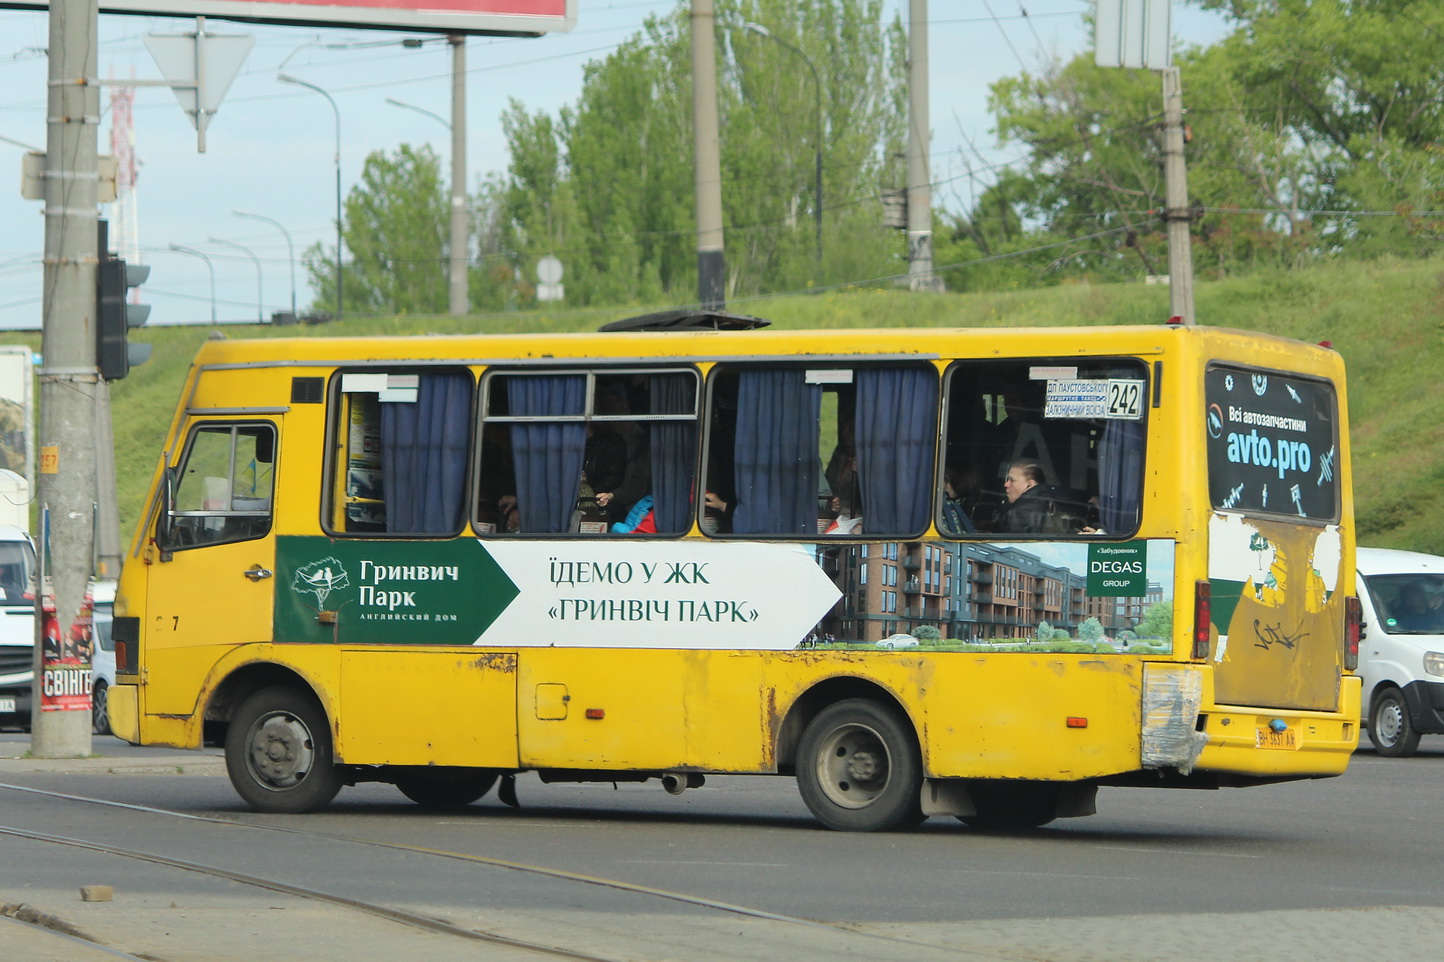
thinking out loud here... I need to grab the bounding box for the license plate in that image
[0,697,15,713]
[1256,728,1298,750]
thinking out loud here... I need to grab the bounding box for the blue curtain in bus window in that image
[508,374,587,533]
[649,374,695,534]
[732,369,821,535]
[381,373,471,534]
[855,367,937,534]
[1097,370,1145,533]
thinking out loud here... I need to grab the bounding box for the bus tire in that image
[958,781,1059,830]
[1368,687,1421,757]
[395,771,499,808]
[91,680,110,735]
[226,686,343,813]
[796,698,923,832]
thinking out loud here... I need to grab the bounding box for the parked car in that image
[91,579,116,735]
[1355,547,1444,756]
[0,524,37,730]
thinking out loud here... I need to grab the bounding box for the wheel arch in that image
[202,662,327,748]
[774,676,917,775]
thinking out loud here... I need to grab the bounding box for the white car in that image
[0,524,37,730]
[91,579,116,735]
[1355,547,1444,756]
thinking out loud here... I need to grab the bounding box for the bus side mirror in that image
[155,465,178,560]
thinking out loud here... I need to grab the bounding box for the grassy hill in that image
[70,255,1444,554]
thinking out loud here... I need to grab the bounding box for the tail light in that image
[1344,595,1361,671]
[112,617,139,674]
[1193,580,1211,659]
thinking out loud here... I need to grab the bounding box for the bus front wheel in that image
[1369,687,1422,758]
[796,699,923,832]
[226,686,343,813]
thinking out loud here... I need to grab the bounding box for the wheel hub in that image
[248,712,314,789]
[846,750,881,782]
[818,724,891,808]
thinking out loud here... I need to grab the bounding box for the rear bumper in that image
[1194,677,1362,779]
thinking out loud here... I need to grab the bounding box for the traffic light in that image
[95,220,152,381]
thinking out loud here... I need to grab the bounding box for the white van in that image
[1355,547,1444,756]
[0,523,38,728]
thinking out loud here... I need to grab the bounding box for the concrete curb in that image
[0,749,226,776]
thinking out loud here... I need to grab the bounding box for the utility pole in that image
[690,0,725,310]
[448,35,468,317]
[33,0,100,757]
[1161,66,1195,325]
[906,0,941,292]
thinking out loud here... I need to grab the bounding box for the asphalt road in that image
[2,734,1444,961]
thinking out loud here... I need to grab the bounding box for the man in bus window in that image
[996,461,1052,533]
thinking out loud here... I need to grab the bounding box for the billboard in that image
[0,347,32,488]
[3,0,574,36]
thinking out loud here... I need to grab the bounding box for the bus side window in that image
[706,364,938,538]
[942,360,1146,538]
[169,424,275,549]
[333,371,473,536]
[477,369,699,536]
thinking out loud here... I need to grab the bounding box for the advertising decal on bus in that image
[1204,365,1345,713]
[276,538,843,649]
[274,536,1175,652]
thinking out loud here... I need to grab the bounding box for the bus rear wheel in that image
[226,686,343,814]
[1369,687,1422,757]
[395,770,499,808]
[796,699,923,832]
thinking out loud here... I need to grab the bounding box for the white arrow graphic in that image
[476,541,841,650]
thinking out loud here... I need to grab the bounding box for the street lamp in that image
[387,81,469,317]
[278,73,343,321]
[743,22,823,266]
[169,243,217,323]
[385,34,469,317]
[233,211,296,320]
[208,236,263,324]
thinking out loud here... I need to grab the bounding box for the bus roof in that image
[186,323,1340,371]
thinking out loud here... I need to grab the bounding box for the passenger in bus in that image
[941,465,978,534]
[593,397,651,526]
[995,461,1053,533]
[824,418,860,520]
[576,423,628,531]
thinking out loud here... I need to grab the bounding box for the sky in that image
[0,0,1230,329]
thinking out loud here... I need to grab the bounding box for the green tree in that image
[304,144,449,315]
[490,0,909,307]
[973,0,1444,289]
[1137,601,1174,641]
[1077,617,1105,643]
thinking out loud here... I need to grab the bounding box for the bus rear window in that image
[1204,367,1338,521]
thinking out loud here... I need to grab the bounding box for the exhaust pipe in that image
[660,772,706,795]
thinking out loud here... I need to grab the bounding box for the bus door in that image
[146,421,280,716]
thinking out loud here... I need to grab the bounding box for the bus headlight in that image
[1424,652,1444,678]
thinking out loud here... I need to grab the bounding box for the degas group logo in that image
[291,557,351,609]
